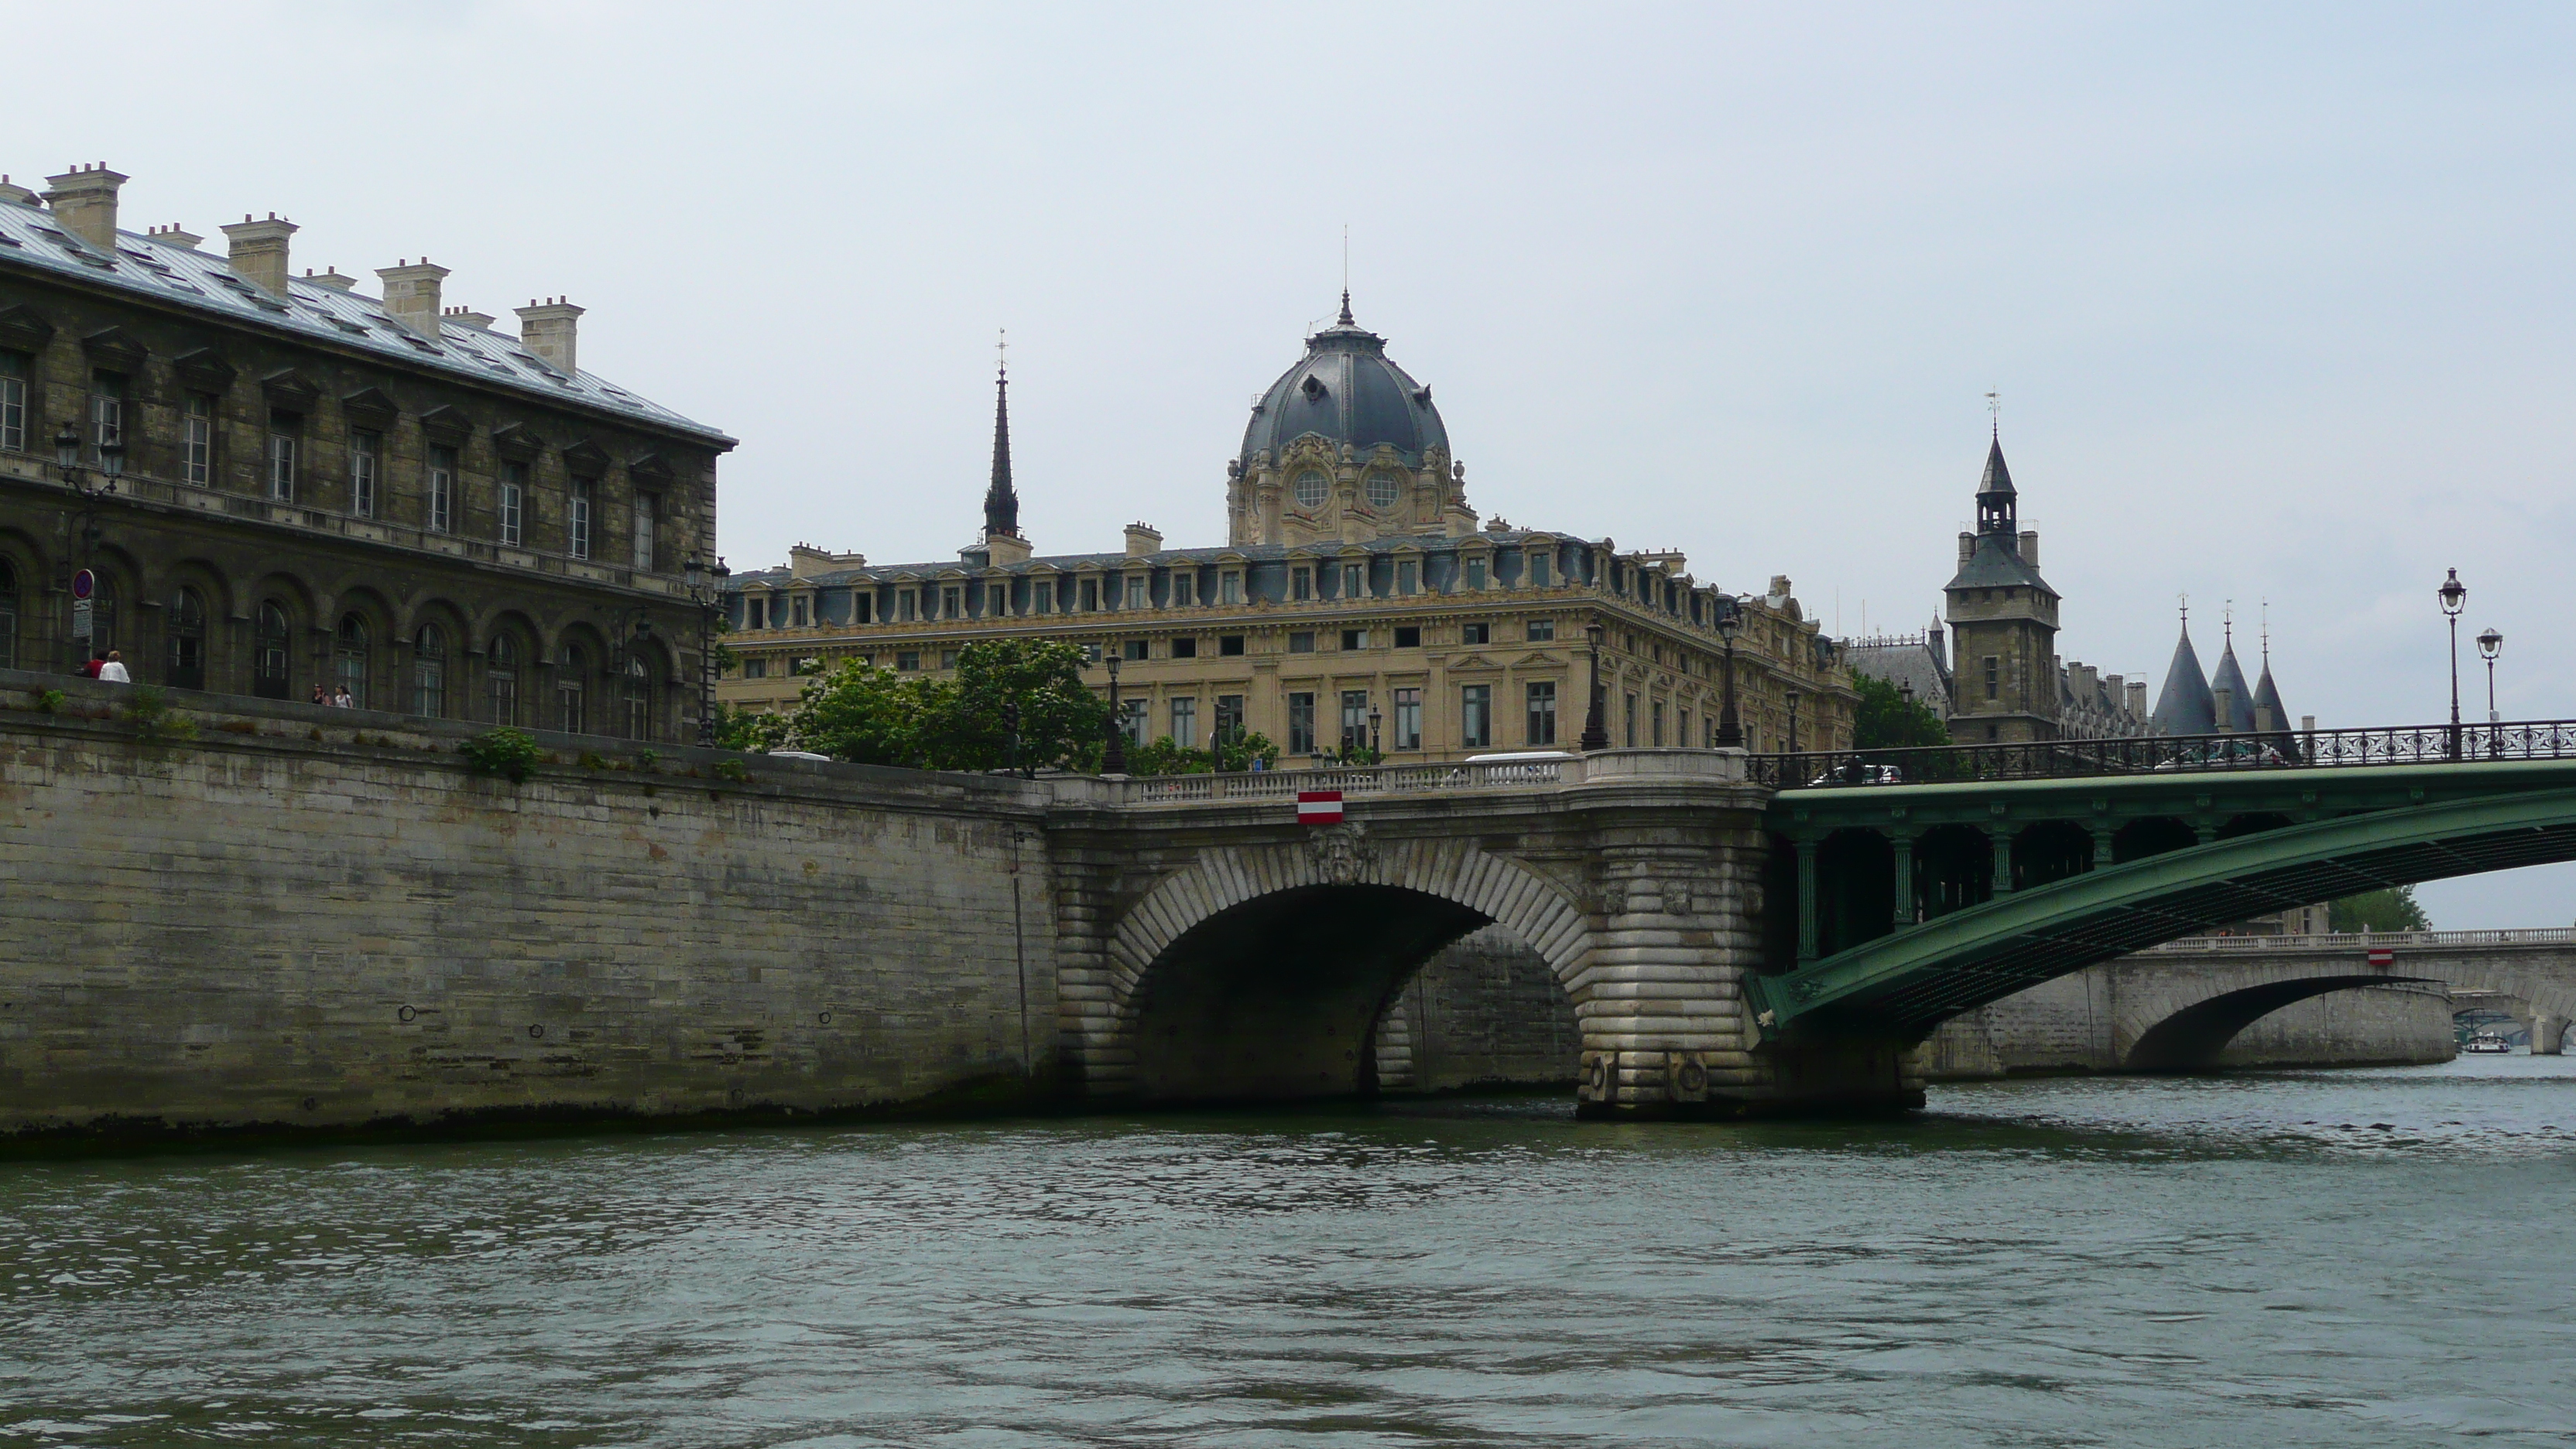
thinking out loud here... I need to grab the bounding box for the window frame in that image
[181,392,214,486]
[498,461,526,546]
[1392,686,1422,751]
[266,416,299,502]
[1525,680,1557,745]
[1461,683,1492,749]
[631,490,656,571]
[568,478,595,560]
[1287,691,1316,754]
[426,444,457,533]
[0,351,24,454]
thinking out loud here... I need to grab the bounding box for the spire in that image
[2210,608,2257,734]
[2251,603,2287,731]
[983,334,1019,540]
[2149,605,2217,735]
[1975,433,2016,536]
[1337,288,1355,327]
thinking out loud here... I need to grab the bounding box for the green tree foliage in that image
[1852,673,1949,750]
[712,703,790,753]
[2329,886,2431,933]
[787,639,1108,774]
[460,727,543,783]
[1127,730,1283,777]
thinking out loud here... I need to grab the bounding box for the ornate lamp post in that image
[2438,568,2466,758]
[55,424,122,668]
[1713,598,1744,748]
[1368,703,1382,762]
[1579,622,1610,751]
[1786,687,1800,755]
[1102,651,1127,775]
[683,552,729,746]
[2478,626,2502,728]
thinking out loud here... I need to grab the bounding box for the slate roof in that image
[1976,437,2015,498]
[731,529,1584,590]
[2209,635,2258,733]
[1843,637,1953,714]
[0,197,731,445]
[2150,623,2216,735]
[1944,532,2054,594]
[2252,659,2287,727]
[1239,298,1448,470]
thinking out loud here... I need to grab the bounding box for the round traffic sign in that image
[70,569,94,601]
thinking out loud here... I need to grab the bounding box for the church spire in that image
[983,334,1019,540]
[1337,288,1355,327]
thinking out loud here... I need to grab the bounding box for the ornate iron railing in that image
[1753,718,2576,789]
[2145,927,2576,953]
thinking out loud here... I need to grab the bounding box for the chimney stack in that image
[2126,680,2149,719]
[442,303,496,330]
[221,214,298,296]
[1124,522,1163,557]
[0,175,38,208]
[2211,684,2234,734]
[147,223,202,250]
[43,163,128,252]
[1958,531,1975,567]
[516,297,584,374]
[2018,530,2040,568]
[376,259,450,337]
[302,266,358,290]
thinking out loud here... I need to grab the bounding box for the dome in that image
[1238,296,1449,475]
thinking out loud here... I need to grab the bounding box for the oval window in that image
[1366,473,1400,509]
[1293,471,1327,509]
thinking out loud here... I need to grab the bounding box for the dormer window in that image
[1173,573,1197,608]
[1464,557,1487,590]
[793,594,811,628]
[1124,576,1147,609]
[1341,562,1365,597]
[1033,580,1056,614]
[1291,567,1314,601]
[1366,472,1399,509]
[1220,570,1242,605]
[1528,550,1552,587]
[897,588,917,622]
[1396,560,1417,594]
[941,585,963,618]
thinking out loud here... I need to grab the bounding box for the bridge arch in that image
[2122,974,2444,1070]
[1088,837,1590,1102]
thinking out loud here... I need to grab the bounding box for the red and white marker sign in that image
[2367,947,2394,969]
[1297,790,1344,825]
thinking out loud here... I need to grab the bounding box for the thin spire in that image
[984,330,1018,539]
[1986,385,2000,440]
[2223,598,2233,648]
[1338,289,1354,327]
[2260,599,2270,664]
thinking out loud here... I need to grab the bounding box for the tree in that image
[790,661,944,766]
[711,702,790,753]
[1852,673,1949,751]
[785,639,1107,774]
[1127,730,1283,777]
[2329,886,2430,933]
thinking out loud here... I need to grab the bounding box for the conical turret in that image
[2210,622,2257,733]
[983,358,1019,540]
[2150,613,2216,735]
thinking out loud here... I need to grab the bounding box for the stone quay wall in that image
[0,670,1056,1140]
[1912,970,2455,1080]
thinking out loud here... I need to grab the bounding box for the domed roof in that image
[1239,296,1448,471]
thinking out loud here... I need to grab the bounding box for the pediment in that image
[1448,652,1495,670]
[260,368,320,413]
[1512,651,1560,667]
[339,385,398,428]
[173,347,236,392]
[490,421,547,461]
[625,451,675,488]
[80,326,147,372]
[560,437,611,474]
[419,404,474,444]
[0,304,56,355]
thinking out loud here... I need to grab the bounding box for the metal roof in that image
[1238,300,1448,471]
[731,529,1587,590]
[2209,637,2259,732]
[1944,533,2053,594]
[0,198,731,446]
[2150,623,2217,735]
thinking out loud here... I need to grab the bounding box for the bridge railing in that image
[2146,927,2576,953]
[1755,718,2576,789]
[1116,756,1572,804]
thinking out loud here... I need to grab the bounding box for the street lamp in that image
[56,425,119,670]
[1579,622,1610,751]
[1102,651,1127,775]
[683,552,730,747]
[1368,703,1382,762]
[2438,568,2466,757]
[1713,598,1744,748]
[2478,627,2502,727]
[1786,687,1801,755]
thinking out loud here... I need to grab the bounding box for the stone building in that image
[719,299,1854,761]
[0,163,731,740]
[1845,432,2149,742]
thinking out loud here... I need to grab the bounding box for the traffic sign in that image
[71,599,92,640]
[70,569,94,601]
[1297,790,1344,825]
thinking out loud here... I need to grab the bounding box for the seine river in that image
[4,1057,2572,1447]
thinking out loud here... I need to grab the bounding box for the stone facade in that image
[0,163,731,742]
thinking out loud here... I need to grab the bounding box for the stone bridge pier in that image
[1043,751,1921,1118]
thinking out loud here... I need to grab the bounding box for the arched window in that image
[85,574,117,660]
[488,633,519,727]
[254,600,292,698]
[334,613,369,707]
[0,559,17,671]
[413,624,447,718]
[557,644,587,735]
[624,653,653,740]
[167,586,208,690]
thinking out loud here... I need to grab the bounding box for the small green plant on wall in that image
[461,727,544,784]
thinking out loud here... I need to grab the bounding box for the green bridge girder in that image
[1747,759,2576,1042]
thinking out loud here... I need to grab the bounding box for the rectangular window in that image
[1220,572,1242,605]
[568,478,594,559]
[1393,625,1421,649]
[940,649,958,670]
[1461,622,1488,646]
[988,584,1006,617]
[1341,690,1369,752]
[1396,560,1417,594]
[1526,618,1555,642]
[1034,580,1055,614]
[348,430,379,516]
[1080,577,1100,611]
[896,650,920,671]
[90,369,125,452]
[0,351,23,452]
[898,590,917,622]
[1215,694,1245,743]
[1526,681,1557,745]
[1170,697,1197,749]
[1173,574,1197,608]
[1984,656,2000,701]
[1461,684,1492,748]
[1288,631,1314,654]
[1653,700,1667,747]
[1118,697,1149,744]
[940,586,963,620]
[1219,635,1245,656]
[1288,692,1316,755]
[267,418,298,502]
[1679,707,1692,745]
[1122,639,1149,662]
[632,492,656,570]
[793,595,812,628]
[182,393,214,485]
[1341,563,1365,598]
[1624,692,1639,747]
[747,597,768,631]
[1530,551,1552,587]
[1172,637,1198,659]
[427,444,457,533]
[852,593,874,625]
[1465,557,1487,590]
[744,657,766,680]
[1393,686,1422,751]
[498,461,526,546]
[1292,567,1314,601]
[1341,629,1366,651]
[1125,576,1147,609]
[1081,642,1104,664]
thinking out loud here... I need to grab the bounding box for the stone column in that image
[1889,831,1916,927]
[2532,1012,2566,1056]
[1574,819,1767,1119]
[1793,838,1820,963]
[2091,824,2117,873]
[1991,828,2015,896]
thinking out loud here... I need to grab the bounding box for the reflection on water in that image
[3,1057,2572,1447]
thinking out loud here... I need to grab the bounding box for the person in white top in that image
[97,649,131,684]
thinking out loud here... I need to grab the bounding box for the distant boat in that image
[2463,1033,2514,1054]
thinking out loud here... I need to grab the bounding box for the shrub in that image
[577,750,611,771]
[461,727,544,784]
[637,748,660,771]
[125,687,197,744]
[34,689,65,714]
[714,758,752,784]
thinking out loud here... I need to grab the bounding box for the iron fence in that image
[1752,718,2576,789]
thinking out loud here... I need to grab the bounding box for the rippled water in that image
[4,1057,2573,1447]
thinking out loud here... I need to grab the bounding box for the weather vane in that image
[996,327,1008,380]
[1985,386,2000,437]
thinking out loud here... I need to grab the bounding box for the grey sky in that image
[16,2,2572,924]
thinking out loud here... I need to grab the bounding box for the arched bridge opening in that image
[2124,975,2444,1072]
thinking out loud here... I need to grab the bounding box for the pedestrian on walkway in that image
[333,685,355,709]
[310,683,327,706]
[97,650,130,684]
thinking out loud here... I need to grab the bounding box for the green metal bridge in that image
[1742,721,2576,1043]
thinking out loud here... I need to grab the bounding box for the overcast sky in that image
[16,2,2573,924]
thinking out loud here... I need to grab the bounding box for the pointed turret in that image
[1975,436,2016,536]
[983,358,1019,540]
[2150,613,2217,735]
[2209,625,2257,733]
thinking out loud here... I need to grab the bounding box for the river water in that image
[3,1057,2572,1447]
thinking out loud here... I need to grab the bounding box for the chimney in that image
[302,266,358,291]
[1124,522,1163,557]
[1958,531,1975,567]
[221,214,299,296]
[147,223,202,250]
[43,163,128,251]
[2211,684,2234,733]
[2018,530,2040,567]
[376,259,451,336]
[442,303,497,330]
[516,297,584,374]
[0,175,38,208]
[2126,680,2149,718]
[789,545,867,577]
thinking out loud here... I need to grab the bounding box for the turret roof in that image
[2209,633,2258,733]
[2150,622,2217,735]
